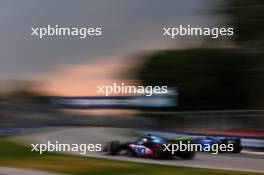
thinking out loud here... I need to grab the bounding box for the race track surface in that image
[0,167,64,175]
[17,127,264,173]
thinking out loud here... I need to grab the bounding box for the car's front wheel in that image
[177,151,196,159]
[151,144,164,159]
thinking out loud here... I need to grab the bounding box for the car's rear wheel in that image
[109,141,120,155]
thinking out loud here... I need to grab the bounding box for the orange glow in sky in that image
[38,56,142,96]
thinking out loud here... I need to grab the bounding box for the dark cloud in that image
[0,0,211,77]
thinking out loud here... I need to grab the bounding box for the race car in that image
[105,134,196,159]
[194,136,242,153]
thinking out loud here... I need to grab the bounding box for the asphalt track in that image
[0,167,64,175]
[17,127,264,173]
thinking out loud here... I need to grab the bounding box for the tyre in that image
[232,139,242,153]
[177,151,196,160]
[151,144,164,159]
[109,141,120,155]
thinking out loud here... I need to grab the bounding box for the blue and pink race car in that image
[105,134,242,159]
[105,134,196,159]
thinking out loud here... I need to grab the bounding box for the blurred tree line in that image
[0,81,51,113]
[0,82,71,126]
[140,49,264,110]
[139,0,264,111]
[223,0,264,51]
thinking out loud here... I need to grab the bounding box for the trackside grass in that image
[0,138,263,175]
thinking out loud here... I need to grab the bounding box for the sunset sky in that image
[0,0,215,95]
